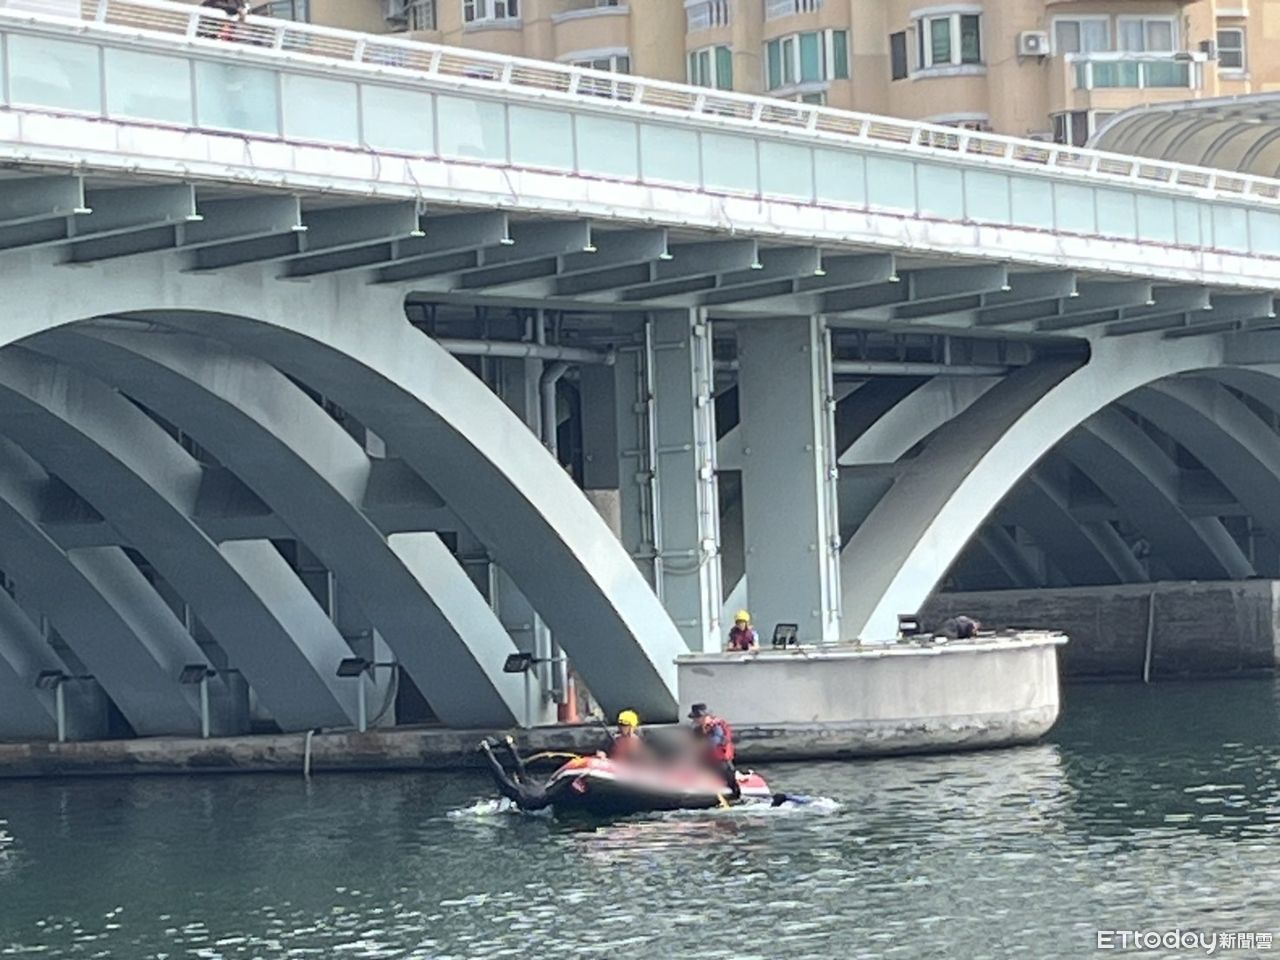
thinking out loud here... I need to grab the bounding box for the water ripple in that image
[0,680,1277,958]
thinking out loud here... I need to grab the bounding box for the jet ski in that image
[479,737,773,816]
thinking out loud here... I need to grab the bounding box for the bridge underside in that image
[2,172,1279,740]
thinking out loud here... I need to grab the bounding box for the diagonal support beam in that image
[456,221,596,289]
[980,279,1152,328]
[420,228,670,301]
[679,247,822,307]
[191,202,421,271]
[367,212,512,284]
[615,239,761,301]
[71,195,305,264]
[896,270,1078,322]
[0,185,198,256]
[383,220,593,289]
[824,264,1008,315]
[0,175,87,227]
[713,254,898,317]
[1057,286,1213,335]
[1154,294,1278,339]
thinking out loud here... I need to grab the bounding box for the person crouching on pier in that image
[727,610,759,651]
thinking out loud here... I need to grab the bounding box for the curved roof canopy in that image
[1092,94,1280,178]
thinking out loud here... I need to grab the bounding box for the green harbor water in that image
[0,679,1277,959]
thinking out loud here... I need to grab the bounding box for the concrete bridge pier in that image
[736,316,841,644]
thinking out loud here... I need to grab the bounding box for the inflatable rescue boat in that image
[480,740,774,816]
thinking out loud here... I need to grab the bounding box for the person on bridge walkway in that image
[727,610,759,652]
[599,709,653,762]
[199,0,248,40]
[200,0,248,17]
[689,703,740,800]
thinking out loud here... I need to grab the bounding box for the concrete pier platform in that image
[678,631,1068,758]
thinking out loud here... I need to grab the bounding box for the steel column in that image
[635,310,724,652]
[736,316,841,644]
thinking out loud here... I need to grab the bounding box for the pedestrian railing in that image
[2,0,1279,208]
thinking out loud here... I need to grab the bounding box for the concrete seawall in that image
[0,708,1057,779]
[923,580,1280,680]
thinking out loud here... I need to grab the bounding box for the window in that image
[260,0,309,19]
[407,0,436,30]
[765,0,821,18]
[689,45,733,89]
[890,31,908,80]
[572,53,630,73]
[463,0,518,24]
[1218,27,1245,71]
[765,29,847,90]
[915,12,981,69]
[1052,110,1089,147]
[1117,17,1175,52]
[1052,109,1113,147]
[686,0,729,31]
[1053,17,1108,55]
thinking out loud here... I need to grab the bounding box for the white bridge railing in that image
[5,0,1280,207]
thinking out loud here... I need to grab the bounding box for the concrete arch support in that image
[841,334,1230,640]
[1000,470,1145,586]
[34,323,530,726]
[0,438,204,735]
[0,588,93,741]
[0,255,684,718]
[1119,379,1280,566]
[0,347,360,731]
[1059,409,1253,581]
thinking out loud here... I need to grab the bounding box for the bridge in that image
[1,0,1279,739]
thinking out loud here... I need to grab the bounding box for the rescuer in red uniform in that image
[688,702,740,799]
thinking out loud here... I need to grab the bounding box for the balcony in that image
[1049,51,1205,115]
[1072,52,1203,90]
[551,0,629,24]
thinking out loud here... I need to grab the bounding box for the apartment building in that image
[244,0,1280,144]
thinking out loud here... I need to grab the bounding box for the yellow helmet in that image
[617,709,640,728]
[734,610,751,623]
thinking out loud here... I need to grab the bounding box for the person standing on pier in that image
[727,610,759,652]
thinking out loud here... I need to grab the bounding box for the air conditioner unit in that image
[1198,39,1217,60]
[1018,31,1050,57]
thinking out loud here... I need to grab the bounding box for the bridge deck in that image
[0,0,1278,302]
[0,0,1269,343]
